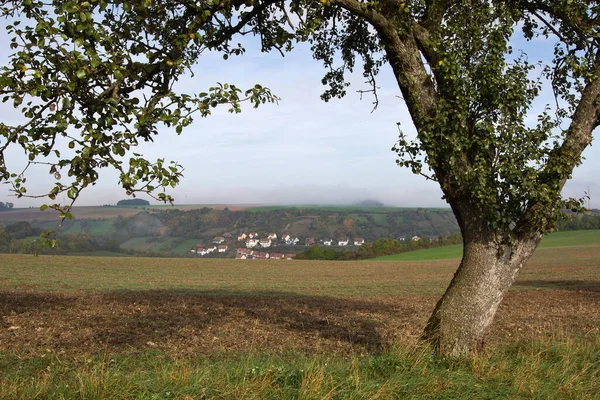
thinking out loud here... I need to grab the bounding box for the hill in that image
[371,230,600,261]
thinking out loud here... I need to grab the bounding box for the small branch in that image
[356,71,380,112]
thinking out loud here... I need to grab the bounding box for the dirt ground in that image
[1,287,598,357]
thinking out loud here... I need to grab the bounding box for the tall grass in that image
[1,337,598,399]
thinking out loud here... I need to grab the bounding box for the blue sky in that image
[1,22,598,209]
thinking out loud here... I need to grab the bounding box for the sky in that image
[1,16,599,209]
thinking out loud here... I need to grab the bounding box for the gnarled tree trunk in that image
[423,223,541,357]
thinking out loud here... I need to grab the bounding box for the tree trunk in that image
[423,228,541,357]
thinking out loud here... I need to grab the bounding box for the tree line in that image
[294,235,463,261]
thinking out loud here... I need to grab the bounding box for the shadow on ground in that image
[514,280,600,291]
[0,289,432,355]
[1,286,599,356]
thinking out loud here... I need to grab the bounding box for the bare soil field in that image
[0,242,599,357]
[0,288,598,357]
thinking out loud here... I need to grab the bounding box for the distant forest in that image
[0,202,14,211]
[117,199,150,206]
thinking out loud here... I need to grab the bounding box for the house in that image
[218,245,228,252]
[249,232,259,238]
[237,233,247,241]
[223,232,232,238]
[398,236,406,242]
[338,238,349,246]
[354,238,365,246]
[270,253,284,259]
[246,238,259,248]
[281,234,291,242]
[237,247,254,256]
[411,236,421,241]
[323,238,333,246]
[285,237,300,245]
[267,233,277,240]
[259,238,272,248]
[285,254,295,260]
[235,253,247,260]
[206,246,217,253]
[213,236,225,244]
[253,251,269,259]
[196,247,208,256]
[305,238,315,246]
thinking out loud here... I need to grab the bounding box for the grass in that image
[539,229,600,248]
[372,229,600,261]
[373,244,464,261]
[169,238,205,256]
[0,338,598,399]
[119,236,180,252]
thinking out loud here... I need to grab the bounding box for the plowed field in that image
[1,241,599,357]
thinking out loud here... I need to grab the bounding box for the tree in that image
[0,201,14,211]
[1,0,597,357]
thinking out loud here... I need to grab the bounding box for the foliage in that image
[116,198,150,206]
[0,0,280,216]
[0,201,14,211]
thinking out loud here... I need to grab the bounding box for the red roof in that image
[218,245,227,249]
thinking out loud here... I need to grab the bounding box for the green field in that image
[119,236,181,253]
[170,237,205,255]
[372,229,600,261]
[373,244,464,261]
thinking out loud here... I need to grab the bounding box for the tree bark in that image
[423,225,541,357]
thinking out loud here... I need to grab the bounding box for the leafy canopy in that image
[1,0,598,240]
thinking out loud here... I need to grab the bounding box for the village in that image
[191,231,430,259]
[192,231,370,259]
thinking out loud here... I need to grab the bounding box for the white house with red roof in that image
[338,238,349,246]
[281,234,291,242]
[213,236,225,244]
[249,232,259,238]
[246,238,259,248]
[354,238,365,246]
[270,253,284,259]
[218,245,228,252]
[259,238,272,248]
[267,233,277,240]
